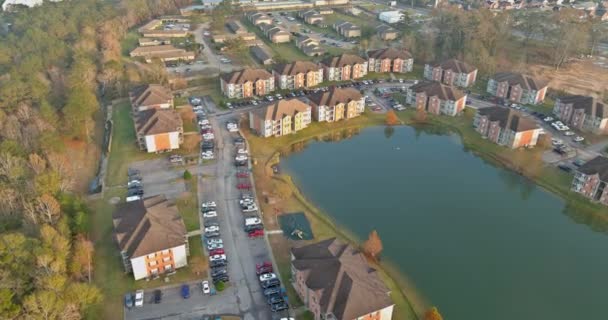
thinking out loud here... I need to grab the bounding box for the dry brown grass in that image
[529,60,608,98]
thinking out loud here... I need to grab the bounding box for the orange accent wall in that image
[154,133,171,151]
[517,130,534,147]
[144,250,175,276]
[362,311,381,320]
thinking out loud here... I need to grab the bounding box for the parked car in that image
[207,243,224,251]
[248,229,264,238]
[202,201,217,208]
[261,278,280,288]
[256,261,273,275]
[237,183,251,190]
[205,226,220,233]
[209,254,227,262]
[263,286,281,296]
[267,294,284,305]
[213,274,229,284]
[564,131,575,136]
[203,211,217,218]
[201,280,210,294]
[134,290,144,307]
[207,238,223,246]
[573,136,585,142]
[124,293,134,308]
[181,285,190,299]
[259,273,277,282]
[210,259,227,268]
[153,289,162,304]
[271,302,289,312]
[204,219,219,228]
[209,248,225,255]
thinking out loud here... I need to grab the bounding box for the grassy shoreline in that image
[246,108,608,320]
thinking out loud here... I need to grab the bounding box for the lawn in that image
[188,77,224,106]
[121,30,140,56]
[176,175,200,232]
[105,100,158,186]
[240,18,311,62]
[179,107,198,133]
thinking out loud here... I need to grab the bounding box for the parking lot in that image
[129,158,190,199]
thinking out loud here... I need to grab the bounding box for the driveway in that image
[129,158,189,199]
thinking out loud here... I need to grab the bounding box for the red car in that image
[248,229,264,238]
[256,261,273,275]
[237,183,251,190]
[209,248,225,255]
[236,172,249,178]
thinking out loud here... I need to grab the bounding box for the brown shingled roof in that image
[558,95,608,119]
[578,156,608,181]
[135,109,183,136]
[291,238,394,319]
[409,81,465,101]
[112,195,186,258]
[273,61,321,76]
[432,58,477,74]
[220,68,272,85]
[255,98,310,121]
[492,72,548,91]
[321,53,366,68]
[130,84,173,108]
[308,87,362,107]
[367,47,412,60]
[477,106,538,132]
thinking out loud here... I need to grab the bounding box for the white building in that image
[134,109,184,153]
[2,0,62,11]
[113,195,189,280]
[378,11,404,24]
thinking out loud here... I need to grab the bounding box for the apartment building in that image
[367,47,413,73]
[291,238,395,320]
[246,12,273,25]
[129,44,195,63]
[572,156,608,206]
[134,108,183,153]
[129,84,173,112]
[113,195,188,280]
[333,21,361,38]
[406,81,467,116]
[296,36,325,57]
[487,72,548,105]
[376,24,398,41]
[424,58,478,88]
[260,24,291,43]
[307,87,364,122]
[321,53,368,81]
[474,106,542,149]
[220,68,275,98]
[273,61,323,90]
[553,95,608,134]
[249,98,312,137]
[299,10,324,25]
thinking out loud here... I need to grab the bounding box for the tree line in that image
[0,0,192,318]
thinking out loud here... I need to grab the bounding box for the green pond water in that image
[281,126,608,320]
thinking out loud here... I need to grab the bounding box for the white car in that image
[199,119,210,125]
[561,125,570,131]
[267,96,274,102]
[207,243,223,250]
[202,281,210,294]
[203,211,217,218]
[564,131,575,136]
[551,138,563,146]
[243,205,258,213]
[207,238,223,245]
[574,136,585,142]
[544,117,554,122]
[235,155,248,162]
[203,133,215,140]
[135,290,144,307]
[205,226,219,233]
[209,254,227,262]
[203,31,211,36]
[237,149,248,155]
[259,273,277,282]
[202,201,216,208]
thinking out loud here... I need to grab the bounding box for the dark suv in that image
[261,278,280,288]
[153,289,162,304]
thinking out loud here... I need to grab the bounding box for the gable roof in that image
[273,61,321,75]
[334,21,360,31]
[221,68,272,84]
[477,106,538,132]
[376,24,397,34]
[250,46,273,62]
[112,195,186,258]
[409,81,465,101]
[558,95,608,119]
[432,58,477,74]
[254,98,310,121]
[135,109,183,136]
[492,72,548,91]
[308,87,363,107]
[322,54,366,68]
[291,238,394,319]
[578,156,608,181]
[367,47,412,60]
[130,84,173,107]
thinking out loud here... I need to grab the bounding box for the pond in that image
[281,126,608,320]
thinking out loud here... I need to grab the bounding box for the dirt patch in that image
[529,59,608,97]
[63,137,102,194]
[108,197,121,204]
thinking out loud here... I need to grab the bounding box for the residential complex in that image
[474,106,542,149]
[260,24,291,43]
[129,44,195,63]
[298,10,324,25]
[486,72,548,105]
[553,95,608,134]
[250,46,274,65]
[367,48,414,73]
[112,195,189,280]
[308,87,365,122]
[137,18,190,38]
[129,84,174,112]
[273,61,324,90]
[291,238,395,320]
[246,12,273,26]
[321,54,368,82]
[249,98,312,137]
[134,108,184,153]
[424,58,478,88]
[296,36,325,57]
[406,81,467,116]
[572,156,608,206]
[333,21,361,38]
[378,10,404,23]
[220,68,275,99]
